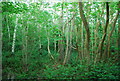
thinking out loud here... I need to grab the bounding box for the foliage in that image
[42,61,119,79]
[2,1,119,80]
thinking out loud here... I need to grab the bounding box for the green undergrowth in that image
[43,61,119,79]
[3,52,120,79]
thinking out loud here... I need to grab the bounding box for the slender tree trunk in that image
[97,2,109,60]
[63,7,69,65]
[66,5,75,64]
[6,16,10,41]
[47,37,54,60]
[12,17,18,54]
[94,19,99,57]
[22,18,25,72]
[25,24,28,72]
[76,22,83,61]
[117,1,120,65]
[0,5,2,80]
[58,3,64,63]
[81,22,84,60]
[54,36,56,52]
[78,2,90,64]
[107,11,119,58]
[66,24,72,64]
[63,31,69,65]
[76,24,81,60]
[58,35,64,62]
[22,19,28,72]
[116,26,120,65]
[47,37,51,54]
[94,5,105,63]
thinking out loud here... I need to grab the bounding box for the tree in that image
[78,2,90,64]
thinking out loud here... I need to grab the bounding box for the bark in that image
[58,36,64,62]
[76,24,81,60]
[0,6,2,80]
[6,16,10,41]
[54,36,57,51]
[47,37,54,60]
[107,11,119,57]
[22,19,28,72]
[81,23,84,60]
[76,22,83,61]
[118,20,120,64]
[67,5,75,64]
[97,2,109,60]
[12,18,18,54]
[63,32,69,65]
[63,7,69,65]
[117,1,120,65]
[78,2,90,63]
[94,19,100,53]
[58,3,64,63]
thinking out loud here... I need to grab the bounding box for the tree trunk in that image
[63,7,69,65]
[78,2,90,64]
[54,36,57,52]
[6,16,10,41]
[47,37,54,60]
[22,20,28,72]
[66,5,75,64]
[97,2,109,60]
[0,5,2,80]
[58,3,64,63]
[12,17,18,54]
[107,11,119,58]
[63,31,69,65]
[94,19,100,61]
[117,1,120,65]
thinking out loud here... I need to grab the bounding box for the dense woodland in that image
[2,1,120,80]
